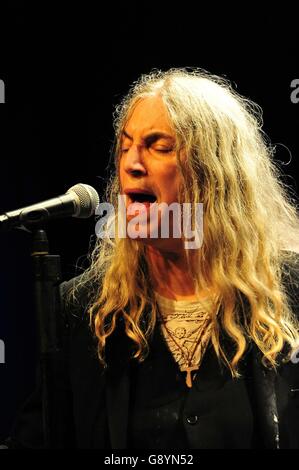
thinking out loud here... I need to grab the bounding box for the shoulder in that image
[59,273,99,327]
[281,251,299,319]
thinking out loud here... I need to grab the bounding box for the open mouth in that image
[126,191,157,204]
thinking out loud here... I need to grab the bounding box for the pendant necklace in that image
[158,312,211,388]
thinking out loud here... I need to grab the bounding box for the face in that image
[119,95,184,251]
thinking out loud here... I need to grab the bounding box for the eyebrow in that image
[122,130,175,144]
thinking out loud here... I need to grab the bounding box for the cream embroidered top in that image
[155,292,218,372]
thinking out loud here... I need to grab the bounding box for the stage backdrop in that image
[0,4,298,440]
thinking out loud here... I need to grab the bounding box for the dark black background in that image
[0,2,298,439]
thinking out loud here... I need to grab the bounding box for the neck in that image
[146,245,197,300]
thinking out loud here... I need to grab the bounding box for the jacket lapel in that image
[250,345,280,449]
[234,293,281,448]
[105,319,132,449]
[105,366,130,449]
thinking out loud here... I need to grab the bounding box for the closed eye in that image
[121,146,173,155]
[154,147,174,153]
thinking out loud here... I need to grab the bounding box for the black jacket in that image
[6,259,299,449]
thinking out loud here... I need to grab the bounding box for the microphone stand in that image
[31,229,64,449]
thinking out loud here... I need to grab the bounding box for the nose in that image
[123,144,147,177]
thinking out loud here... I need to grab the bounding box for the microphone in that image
[0,183,100,231]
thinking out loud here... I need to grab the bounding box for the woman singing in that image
[7,68,299,449]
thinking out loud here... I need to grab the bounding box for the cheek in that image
[119,160,126,188]
[158,166,182,201]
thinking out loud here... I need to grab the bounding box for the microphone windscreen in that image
[67,184,100,218]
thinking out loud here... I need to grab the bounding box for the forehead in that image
[125,95,174,136]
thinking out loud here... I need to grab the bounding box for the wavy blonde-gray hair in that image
[76,68,299,377]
